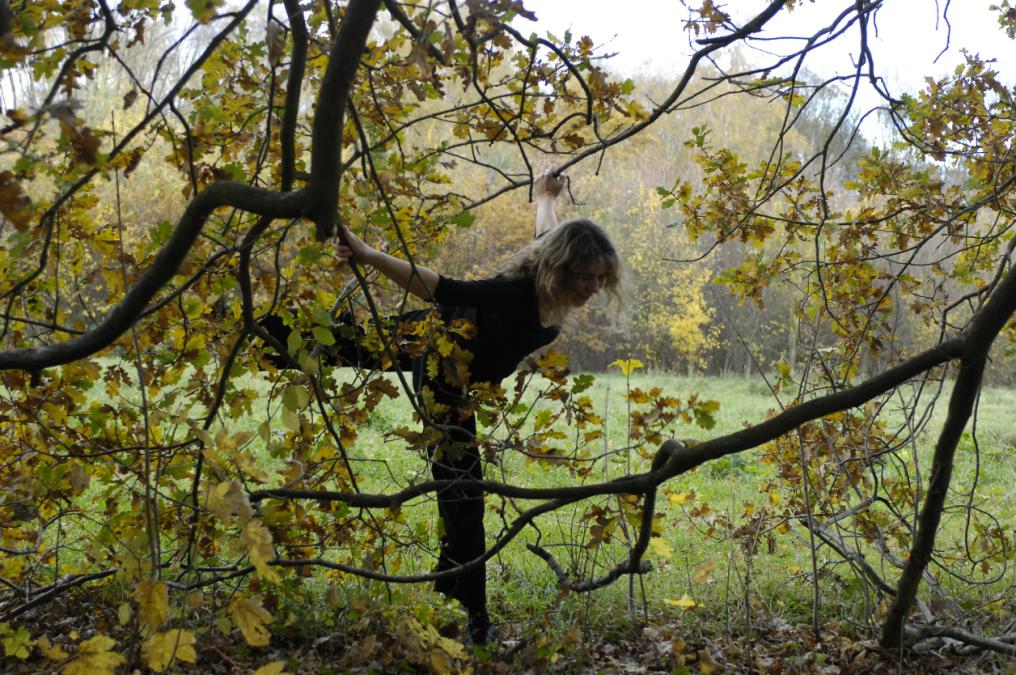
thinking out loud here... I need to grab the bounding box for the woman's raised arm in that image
[534,170,565,239]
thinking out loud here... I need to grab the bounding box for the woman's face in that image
[568,259,612,307]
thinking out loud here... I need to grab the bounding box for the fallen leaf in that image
[664,594,698,609]
[36,636,69,661]
[63,635,125,675]
[142,629,197,672]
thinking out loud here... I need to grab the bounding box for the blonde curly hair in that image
[500,218,621,324]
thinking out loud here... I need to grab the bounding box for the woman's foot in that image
[466,609,496,646]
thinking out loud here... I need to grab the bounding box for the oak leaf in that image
[63,635,125,675]
[207,479,253,523]
[141,629,197,672]
[253,661,290,675]
[241,518,281,583]
[229,596,273,647]
[136,580,169,630]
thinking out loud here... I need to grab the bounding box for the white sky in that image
[518,1,1014,98]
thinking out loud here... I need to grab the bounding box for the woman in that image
[263,171,620,644]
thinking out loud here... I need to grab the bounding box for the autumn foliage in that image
[1,0,1015,670]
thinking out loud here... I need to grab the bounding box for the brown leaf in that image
[266,21,286,67]
[0,170,33,229]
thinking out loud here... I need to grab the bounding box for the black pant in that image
[259,311,487,612]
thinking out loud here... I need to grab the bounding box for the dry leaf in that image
[266,21,285,67]
[63,635,125,675]
[136,580,169,630]
[241,518,280,583]
[141,629,197,673]
[693,559,717,583]
[229,596,273,647]
[207,479,253,524]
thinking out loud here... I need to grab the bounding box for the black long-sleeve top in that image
[433,274,560,385]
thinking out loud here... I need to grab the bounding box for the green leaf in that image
[571,373,595,394]
[298,246,324,265]
[451,210,476,228]
[312,326,335,346]
[1,623,33,659]
[286,329,301,356]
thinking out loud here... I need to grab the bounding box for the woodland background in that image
[1,0,1015,672]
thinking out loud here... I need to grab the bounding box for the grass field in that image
[237,366,1016,649]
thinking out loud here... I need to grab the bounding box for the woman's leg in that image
[258,309,418,371]
[429,411,494,642]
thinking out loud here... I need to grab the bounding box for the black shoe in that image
[466,610,496,646]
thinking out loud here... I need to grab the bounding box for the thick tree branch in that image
[307,0,383,239]
[280,0,308,191]
[881,263,1016,647]
[0,183,306,371]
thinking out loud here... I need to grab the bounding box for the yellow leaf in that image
[136,580,169,631]
[36,636,70,661]
[668,491,691,506]
[253,661,290,675]
[241,519,280,583]
[536,350,569,371]
[229,597,273,647]
[698,647,721,674]
[184,591,204,609]
[430,651,453,675]
[663,593,697,609]
[63,635,125,675]
[206,479,254,524]
[434,635,469,661]
[142,630,197,673]
[117,603,131,625]
[693,559,717,584]
[649,537,672,559]
[609,358,644,376]
[435,334,454,357]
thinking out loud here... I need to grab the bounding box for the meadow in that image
[226,366,1016,656]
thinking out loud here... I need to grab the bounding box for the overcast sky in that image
[517,1,1013,95]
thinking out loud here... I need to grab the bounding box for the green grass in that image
[262,367,1016,638]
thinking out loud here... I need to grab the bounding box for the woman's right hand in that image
[335,225,373,264]
[534,170,565,199]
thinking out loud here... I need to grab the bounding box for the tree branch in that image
[307,0,383,239]
[0,183,306,371]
